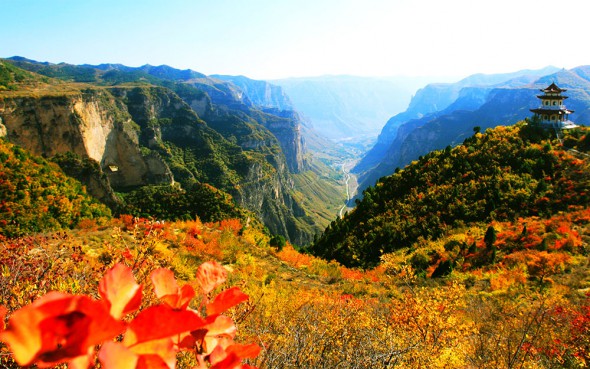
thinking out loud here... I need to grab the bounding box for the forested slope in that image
[311,122,590,268]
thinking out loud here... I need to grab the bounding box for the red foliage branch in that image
[0,261,259,369]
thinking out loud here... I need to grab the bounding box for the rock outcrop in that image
[212,75,294,111]
[191,75,307,173]
[0,89,174,190]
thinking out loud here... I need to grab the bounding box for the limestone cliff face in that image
[212,75,294,111]
[235,158,311,245]
[260,108,307,173]
[0,84,314,244]
[0,89,173,190]
[109,86,311,243]
[189,75,307,173]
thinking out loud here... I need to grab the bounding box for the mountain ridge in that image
[0,58,337,244]
[353,66,579,191]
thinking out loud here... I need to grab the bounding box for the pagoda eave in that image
[530,108,574,114]
[536,95,568,100]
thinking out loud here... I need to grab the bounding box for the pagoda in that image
[530,82,577,129]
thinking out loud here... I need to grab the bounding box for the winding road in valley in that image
[339,160,358,218]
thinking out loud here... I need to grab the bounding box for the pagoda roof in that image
[530,108,574,114]
[536,94,568,100]
[540,82,566,93]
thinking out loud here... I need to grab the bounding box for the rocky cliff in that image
[107,85,311,242]
[212,75,294,111]
[0,60,320,244]
[186,76,307,173]
[6,57,308,175]
[0,89,174,190]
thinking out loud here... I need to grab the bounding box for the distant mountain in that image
[354,66,564,190]
[211,75,294,111]
[272,75,433,140]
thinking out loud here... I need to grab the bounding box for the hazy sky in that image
[2,0,589,80]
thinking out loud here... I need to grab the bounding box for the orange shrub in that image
[119,214,135,231]
[276,244,314,268]
[184,235,223,260]
[489,268,528,291]
[219,219,242,235]
[76,218,99,232]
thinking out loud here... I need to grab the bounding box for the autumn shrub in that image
[76,218,99,232]
[0,139,111,238]
[276,244,314,268]
[308,259,342,283]
[218,218,242,236]
[504,250,572,284]
[184,234,224,261]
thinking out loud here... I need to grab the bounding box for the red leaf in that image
[99,342,138,369]
[64,348,94,369]
[210,352,241,369]
[131,338,175,369]
[0,305,6,332]
[151,268,178,298]
[196,261,227,294]
[0,292,124,368]
[206,287,249,315]
[137,355,171,369]
[196,315,237,355]
[177,284,196,309]
[226,343,261,359]
[123,305,205,347]
[99,339,175,369]
[99,263,143,319]
[150,268,195,310]
[203,314,237,338]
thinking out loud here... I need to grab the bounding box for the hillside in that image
[311,123,590,268]
[1,184,589,368]
[0,121,588,368]
[0,139,110,238]
[0,59,344,244]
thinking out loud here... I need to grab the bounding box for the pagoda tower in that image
[530,82,577,129]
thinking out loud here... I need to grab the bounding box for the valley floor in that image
[339,159,359,218]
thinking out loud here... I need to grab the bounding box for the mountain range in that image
[271,75,432,140]
[352,66,590,192]
[0,57,345,244]
[4,56,590,250]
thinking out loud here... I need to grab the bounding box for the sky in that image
[2,0,589,80]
